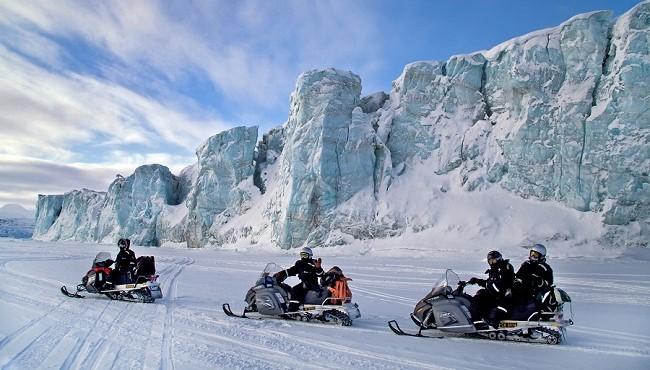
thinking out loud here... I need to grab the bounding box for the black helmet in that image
[487,250,503,266]
[529,243,547,262]
[118,238,130,249]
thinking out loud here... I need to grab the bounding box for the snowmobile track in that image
[161,256,194,370]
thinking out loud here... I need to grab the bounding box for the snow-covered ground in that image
[0,239,649,370]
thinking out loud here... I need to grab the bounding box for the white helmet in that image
[529,244,547,262]
[300,247,313,259]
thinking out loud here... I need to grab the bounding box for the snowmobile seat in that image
[509,300,538,321]
[304,288,330,305]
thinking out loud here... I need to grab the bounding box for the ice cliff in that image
[33,2,650,248]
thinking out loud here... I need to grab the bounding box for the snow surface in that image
[0,239,648,370]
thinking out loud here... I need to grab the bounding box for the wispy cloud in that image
[0,0,384,207]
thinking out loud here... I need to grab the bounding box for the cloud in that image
[0,154,193,209]
[0,44,229,160]
[0,0,385,207]
[0,0,384,107]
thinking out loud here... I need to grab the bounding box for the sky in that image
[0,0,642,210]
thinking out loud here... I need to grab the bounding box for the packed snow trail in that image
[0,240,649,370]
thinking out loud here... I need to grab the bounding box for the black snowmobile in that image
[388,269,573,344]
[61,252,163,303]
[223,263,361,325]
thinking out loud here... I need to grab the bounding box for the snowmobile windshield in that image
[93,252,112,265]
[256,262,284,287]
[262,262,283,276]
[428,269,460,297]
[445,269,460,288]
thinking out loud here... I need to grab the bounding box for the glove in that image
[458,280,467,287]
[468,277,479,285]
[314,258,322,269]
[273,272,286,283]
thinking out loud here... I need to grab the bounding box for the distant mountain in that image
[0,204,34,219]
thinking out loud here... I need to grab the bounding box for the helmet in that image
[487,250,503,266]
[529,243,547,262]
[299,247,313,259]
[118,238,130,249]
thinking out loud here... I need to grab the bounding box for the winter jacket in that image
[276,258,324,290]
[515,260,554,297]
[115,249,136,272]
[474,259,515,298]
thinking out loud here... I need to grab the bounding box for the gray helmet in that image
[529,243,547,262]
[300,247,313,259]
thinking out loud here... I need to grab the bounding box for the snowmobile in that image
[60,252,163,303]
[388,269,573,344]
[223,263,361,326]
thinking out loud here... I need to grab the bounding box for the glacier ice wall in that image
[266,69,378,248]
[43,189,105,241]
[185,126,258,247]
[583,3,650,244]
[33,194,64,238]
[96,164,184,246]
[485,10,612,210]
[32,2,649,248]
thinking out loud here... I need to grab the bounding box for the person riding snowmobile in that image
[274,247,324,311]
[513,244,554,303]
[467,250,515,327]
[113,238,136,284]
[321,266,353,305]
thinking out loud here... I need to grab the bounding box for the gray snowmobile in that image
[60,252,163,303]
[388,269,573,344]
[223,263,361,326]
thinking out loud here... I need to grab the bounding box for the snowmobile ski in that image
[222,303,250,318]
[387,320,443,338]
[60,285,84,298]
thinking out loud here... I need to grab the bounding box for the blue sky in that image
[0,0,642,209]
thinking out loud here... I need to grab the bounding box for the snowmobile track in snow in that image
[161,256,194,370]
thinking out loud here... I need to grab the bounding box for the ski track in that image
[1,243,649,370]
[160,256,194,370]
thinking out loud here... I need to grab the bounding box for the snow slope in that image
[0,239,648,370]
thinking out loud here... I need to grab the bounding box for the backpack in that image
[324,267,352,305]
[328,279,352,305]
[134,256,156,277]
